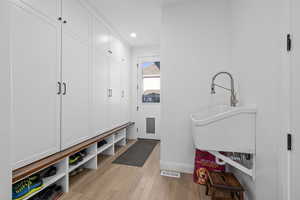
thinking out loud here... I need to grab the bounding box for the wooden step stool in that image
[206,171,244,200]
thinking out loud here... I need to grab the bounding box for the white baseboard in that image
[160,160,194,174]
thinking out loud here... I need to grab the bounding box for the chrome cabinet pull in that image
[63,82,67,95]
[57,82,62,95]
[107,89,113,97]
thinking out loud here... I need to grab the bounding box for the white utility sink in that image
[191,105,257,153]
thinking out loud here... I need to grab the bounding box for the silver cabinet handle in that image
[121,90,125,98]
[107,89,112,97]
[57,82,62,95]
[110,89,112,97]
[63,82,67,95]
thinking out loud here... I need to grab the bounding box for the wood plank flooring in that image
[61,140,210,200]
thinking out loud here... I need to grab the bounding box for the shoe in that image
[40,166,57,178]
[69,149,88,166]
[12,175,43,200]
[31,184,54,200]
[78,150,87,158]
[48,185,63,200]
[69,154,80,166]
[98,140,107,148]
[31,184,63,200]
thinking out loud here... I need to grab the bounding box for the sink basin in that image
[191,105,256,153]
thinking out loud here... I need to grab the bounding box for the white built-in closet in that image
[10,0,131,170]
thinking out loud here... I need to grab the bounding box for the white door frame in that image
[136,55,160,140]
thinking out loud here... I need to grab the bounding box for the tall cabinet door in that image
[10,1,61,169]
[108,36,122,128]
[108,54,121,129]
[120,47,130,124]
[92,18,110,136]
[291,0,300,198]
[61,0,92,149]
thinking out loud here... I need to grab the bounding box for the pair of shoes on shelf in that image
[98,140,108,148]
[31,184,63,200]
[69,150,87,166]
[39,166,57,179]
[12,175,43,200]
[70,167,84,177]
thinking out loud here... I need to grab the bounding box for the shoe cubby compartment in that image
[68,144,97,174]
[114,129,126,146]
[13,159,68,200]
[97,135,114,155]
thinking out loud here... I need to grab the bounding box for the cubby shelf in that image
[21,172,66,200]
[68,154,96,173]
[114,135,126,143]
[97,143,114,154]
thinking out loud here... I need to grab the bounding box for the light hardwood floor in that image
[61,141,210,200]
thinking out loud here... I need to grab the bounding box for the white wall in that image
[128,46,160,139]
[160,0,231,173]
[0,0,11,198]
[161,0,287,199]
[230,0,286,199]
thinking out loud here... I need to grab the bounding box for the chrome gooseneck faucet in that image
[211,71,238,107]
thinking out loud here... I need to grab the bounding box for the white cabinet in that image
[61,34,91,150]
[10,0,131,168]
[91,18,110,137]
[120,48,131,124]
[10,2,61,169]
[60,0,92,150]
[108,46,122,129]
[92,21,131,134]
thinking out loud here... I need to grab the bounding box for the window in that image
[141,61,160,103]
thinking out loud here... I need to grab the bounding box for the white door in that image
[290,0,300,198]
[61,0,92,149]
[136,57,161,140]
[10,1,61,168]
[92,18,110,136]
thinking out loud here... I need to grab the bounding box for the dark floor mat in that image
[112,139,159,167]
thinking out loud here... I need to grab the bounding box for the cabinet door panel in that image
[10,3,61,169]
[109,56,121,128]
[61,33,90,150]
[62,0,91,42]
[19,0,61,21]
[291,0,300,198]
[92,19,110,136]
[120,51,130,124]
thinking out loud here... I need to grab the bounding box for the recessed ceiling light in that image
[130,32,137,38]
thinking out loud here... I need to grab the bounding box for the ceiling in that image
[86,0,189,47]
[87,0,162,47]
